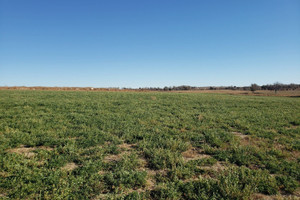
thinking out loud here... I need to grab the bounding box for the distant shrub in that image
[250,84,260,92]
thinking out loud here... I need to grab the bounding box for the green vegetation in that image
[0,90,299,199]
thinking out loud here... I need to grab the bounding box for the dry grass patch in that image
[7,145,36,158]
[285,125,299,130]
[199,161,227,172]
[98,170,106,175]
[198,114,204,121]
[145,177,156,190]
[7,145,54,158]
[290,151,300,161]
[38,146,54,151]
[252,193,277,200]
[61,162,78,171]
[103,154,123,163]
[103,142,136,163]
[252,193,300,200]
[117,143,135,151]
[0,171,10,178]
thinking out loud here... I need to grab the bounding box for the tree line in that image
[134,83,300,92]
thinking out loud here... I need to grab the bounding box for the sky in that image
[0,0,299,88]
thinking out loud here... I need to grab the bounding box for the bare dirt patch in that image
[198,114,204,121]
[252,192,300,200]
[7,145,36,158]
[0,171,10,178]
[8,146,35,153]
[199,161,226,172]
[182,147,211,161]
[145,178,156,190]
[0,193,7,198]
[231,132,257,146]
[232,131,248,139]
[136,156,169,191]
[103,143,135,163]
[117,143,135,151]
[290,151,300,161]
[38,146,54,151]
[7,145,54,158]
[138,157,148,167]
[61,162,78,171]
[252,193,276,200]
[98,170,106,175]
[285,125,299,131]
[103,154,123,163]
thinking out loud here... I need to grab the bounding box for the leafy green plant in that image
[0,90,299,199]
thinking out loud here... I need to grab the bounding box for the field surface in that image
[0,90,299,199]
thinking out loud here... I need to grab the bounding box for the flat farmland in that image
[0,90,299,199]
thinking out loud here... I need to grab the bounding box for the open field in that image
[1,87,300,97]
[0,90,299,199]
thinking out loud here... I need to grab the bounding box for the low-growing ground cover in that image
[0,90,299,199]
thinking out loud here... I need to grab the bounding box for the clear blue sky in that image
[1,0,299,88]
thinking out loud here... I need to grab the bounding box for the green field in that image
[0,90,299,199]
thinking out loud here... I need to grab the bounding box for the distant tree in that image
[163,86,170,91]
[250,84,260,93]
[273,82,282,94]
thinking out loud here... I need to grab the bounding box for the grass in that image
[0,90,299,199]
